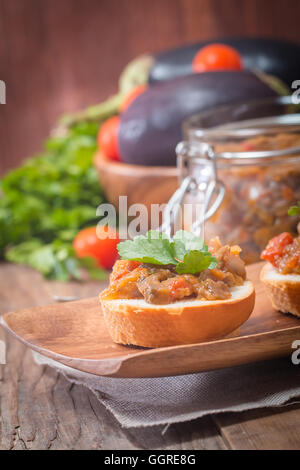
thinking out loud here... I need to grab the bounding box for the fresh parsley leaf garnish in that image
[117,230,217,275]
[173,230,206,252]
[117,232,176,265]
[176,250,218,274]
[288,201,300,217]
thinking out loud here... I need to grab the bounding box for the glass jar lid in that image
[182,96,300,165]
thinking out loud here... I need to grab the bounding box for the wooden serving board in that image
[1,262,300,378]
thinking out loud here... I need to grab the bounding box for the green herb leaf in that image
[117,230,218,274]
[118,232,176,265]
[288,201,300,217]
[176,251,217,274]
[172,230,205,251]
[170,239,187,261]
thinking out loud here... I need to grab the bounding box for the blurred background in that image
[1,0,300,174]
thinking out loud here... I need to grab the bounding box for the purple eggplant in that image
[149,38,300,86]
[118,71,279,167]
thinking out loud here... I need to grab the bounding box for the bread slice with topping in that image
[260,263,300,318]
[100,281,255,347]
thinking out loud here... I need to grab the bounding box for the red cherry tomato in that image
[73,226,120,270]
[192,44,243,73]
[261,232,294,265]
[98,116,121,161]
[120,84,147,113]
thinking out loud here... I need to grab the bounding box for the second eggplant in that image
[118,71,280,167]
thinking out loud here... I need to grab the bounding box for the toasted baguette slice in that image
[100,281,255,347]
[260,263,300,318]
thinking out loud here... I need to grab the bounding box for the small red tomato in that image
[120,84,147,113]
[98,116,121,161]
[192,44,243,73]
[73,226,120,270]
[261,232,294,265]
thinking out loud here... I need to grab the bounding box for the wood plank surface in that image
[1,262,300,449]
[214,405,300,450]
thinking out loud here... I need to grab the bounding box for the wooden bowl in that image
[94,151,179,211]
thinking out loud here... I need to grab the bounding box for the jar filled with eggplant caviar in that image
[177,96,300,264]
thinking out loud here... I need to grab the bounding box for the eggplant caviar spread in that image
[102,238,246,305]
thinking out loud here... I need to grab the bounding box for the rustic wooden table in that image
[1,263,300,450]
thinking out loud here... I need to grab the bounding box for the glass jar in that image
[176,96,300,264]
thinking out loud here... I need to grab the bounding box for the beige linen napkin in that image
[33,352,300,428]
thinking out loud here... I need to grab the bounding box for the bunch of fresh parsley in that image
[0,122,108,281]
[118,230,218,274]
